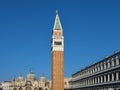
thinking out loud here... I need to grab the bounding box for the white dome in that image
[18,75,23,80]
[27,70,36,79]
[40,76,46,80]
[40,75,46,81]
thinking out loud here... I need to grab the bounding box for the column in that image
[89,79,91,85]
[95,78,97,84]
[104,75,106,82]
[116,58,119,65]
[104,63,106,70]
[88,79,90,85]
[101,76,103,83]
[108,62,110,68]
[98,77,100,83]
[93,78,94,84]
[98,66,100,72]
[101,64,103,70]
[87,79,89,85]
[116,72,119,80]
[112,73,114,81]
[108,74,110,82]
[90,79,92,85]
[91,79,93,84]
[112,60,114,67]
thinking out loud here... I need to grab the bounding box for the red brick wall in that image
[52,51,64,90]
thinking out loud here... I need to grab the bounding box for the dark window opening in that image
[119,71,120,80]
[106,75,108,82]
[65,82,67,85]
[99,77,101,83]
[19,88,23,90]
[102,76,104,82]
[119,59,120,65]
[106,63,108,69]
[110,62,112,68]
[110,74,112,81]
[114,73,116,80]
[54,41,62,45]
[114,60,116,66]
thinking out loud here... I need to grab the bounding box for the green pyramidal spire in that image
[53,10,62,30]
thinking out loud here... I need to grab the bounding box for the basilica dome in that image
[40,75,46,82]
[26,70,36,80]
[18,75,23,80]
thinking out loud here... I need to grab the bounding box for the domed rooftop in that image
[18,75,23,80]
[26,70,36,80]
[40,74,46,81]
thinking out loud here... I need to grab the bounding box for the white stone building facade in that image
[1,71,71,90]
[70,52,120,90]
[1,81,11,90]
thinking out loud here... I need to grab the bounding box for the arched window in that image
[25,87,31,90]
[25,81,32,86]
[34,88,38,90]
[13,88,17,90]
[64,82,67,85]
[39,88,43,90]
[19,88,23,90]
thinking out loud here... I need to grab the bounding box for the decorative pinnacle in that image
[56,9,58,15]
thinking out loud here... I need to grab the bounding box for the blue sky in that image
[0,0,120,82]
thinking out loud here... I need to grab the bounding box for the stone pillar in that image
[89,79,90,85]
[90,69,92,74]
[93,78,94,84]
[90,79,92,85]
[109,88,114,90]
[112,73,114,81]
[87,79,89,85]
[88,79,90,85]
[108,62,110,68]
[112,60,114,67]
[101,64,103,70]
[116,58,119,65]
[89,79,91,85]
[98,77,100,83]
[95,68,97,72]
[91,79,93,84]
[116,72,119,80]
[104,63,106,70]
[104,75,106,82]
[101,76,103,83]
[95,78,97,84]
[98,66,100,72]
[108,74,110,82]
[85,80,86,86]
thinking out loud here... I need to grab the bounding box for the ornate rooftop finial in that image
[13,76,16,81]
[56,9,58,15]
[29,68,34,74]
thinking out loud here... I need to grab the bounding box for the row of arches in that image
[13,87,48,90]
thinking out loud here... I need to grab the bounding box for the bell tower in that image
[51,10,64,90]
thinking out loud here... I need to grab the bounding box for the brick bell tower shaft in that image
[51,10,64,90]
